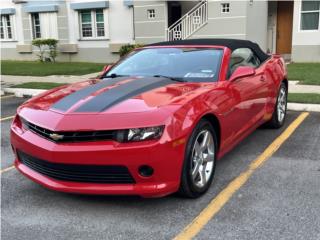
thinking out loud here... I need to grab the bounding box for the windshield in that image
[105,47,223,82]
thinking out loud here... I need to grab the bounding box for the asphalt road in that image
[1,96,319,240]
[1,95,28,169]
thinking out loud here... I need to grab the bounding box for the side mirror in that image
[229,66,255,82]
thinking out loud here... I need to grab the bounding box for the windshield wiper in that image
[153,75,186,82]
[104,73,129,78]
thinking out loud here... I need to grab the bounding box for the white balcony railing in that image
[166,0,208,41]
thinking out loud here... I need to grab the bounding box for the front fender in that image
[165,93,222,142]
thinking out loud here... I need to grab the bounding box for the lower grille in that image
[17,151,135,184]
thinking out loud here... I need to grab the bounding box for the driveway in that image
[1,95,319,240]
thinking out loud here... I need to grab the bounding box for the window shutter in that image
[39,12,58,38]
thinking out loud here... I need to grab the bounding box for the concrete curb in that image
[3,87,320,112]
[289,81,320,94]
[3,88,46,97]
[287,103,320,112]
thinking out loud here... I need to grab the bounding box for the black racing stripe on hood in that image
[51,77,128,111]
[75,77,173,112]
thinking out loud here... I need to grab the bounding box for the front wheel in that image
[178,120,217,198]
[266,82,287,128]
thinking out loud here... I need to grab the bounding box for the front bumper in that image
[11,125,186,198]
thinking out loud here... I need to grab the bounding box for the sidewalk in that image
[289,81,320,94]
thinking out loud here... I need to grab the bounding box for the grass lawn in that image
[12,82,67,90]
[1,61,106,76]
[287,63,320,85]
[288,93,320,104]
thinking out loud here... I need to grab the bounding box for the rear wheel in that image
[178,120,217,198]
[266,82,287,128]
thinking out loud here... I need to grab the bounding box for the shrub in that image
[32,39,47,62]
[119,44,144,57]
[32,38,58,62]
[46,39,58,62]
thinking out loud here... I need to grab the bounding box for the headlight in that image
[116,126,164,142]
[20,117,29,131]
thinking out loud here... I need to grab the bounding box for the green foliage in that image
[119,44,144,57]
[46,39,58,63]
[288,93,320,104]
[31,38,58,62]
[12,82,67,90]
[287,63,320,85]
[32,39,47,62]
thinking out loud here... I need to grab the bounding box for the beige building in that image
[1,0,320,62]
[1,0,134,63]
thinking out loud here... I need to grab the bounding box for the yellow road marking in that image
[0,165,15,174]
[0,95,15,100]
[0,115,15,122]
[173,112,309,240]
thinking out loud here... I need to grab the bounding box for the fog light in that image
[138,165,154,177]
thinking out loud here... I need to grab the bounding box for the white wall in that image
[191,1,247,39]
[109,0,134,43]
[292,0,320,46]
[246,0,268,51]
[267,1,277,53]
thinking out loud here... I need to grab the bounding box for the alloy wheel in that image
[191,130,215,188]
[277,86,287,123]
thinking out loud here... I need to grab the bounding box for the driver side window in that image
[228,48,261,78]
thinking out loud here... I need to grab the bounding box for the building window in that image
[80,9,105,39]
[147,9,155,19]
[301,1,320,30]
[80,10,92,37]
[221,3,230,13]
[95,9,105,37]
[31,13,41,38]
[31,12,58,39]
[0,15,13,40]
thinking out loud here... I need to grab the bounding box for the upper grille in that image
[22,119,116,143]
[17,150,135,184]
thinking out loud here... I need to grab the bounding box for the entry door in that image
[168,2,182,26]
[276,1,294,54]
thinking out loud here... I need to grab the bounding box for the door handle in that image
[260,76,266,82]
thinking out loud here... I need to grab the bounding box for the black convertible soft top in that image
[147,38,270,62]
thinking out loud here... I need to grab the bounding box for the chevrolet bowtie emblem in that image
[49,133,64,141]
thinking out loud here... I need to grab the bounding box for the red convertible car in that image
[11,39,287,198]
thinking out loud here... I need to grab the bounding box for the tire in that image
[178,119,217,198]
[266,81,288,129]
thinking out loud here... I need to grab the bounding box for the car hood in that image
[18,77,214,131]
